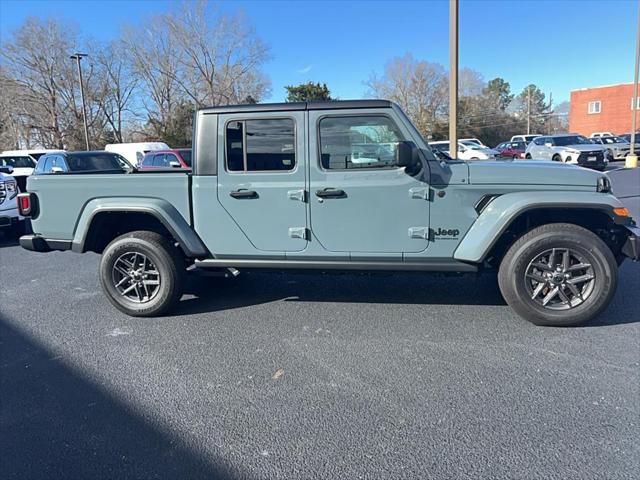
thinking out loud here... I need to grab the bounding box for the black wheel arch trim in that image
[71,206,209,258]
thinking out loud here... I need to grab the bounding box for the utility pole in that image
[526,85,531,135]
[628,3,640,168]
[449,0,458,158]
[70,53,90,151]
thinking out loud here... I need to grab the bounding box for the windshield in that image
[0,156,36,168]
[553,135,591,146]
[178,149,192,166]
[66,153,131,172]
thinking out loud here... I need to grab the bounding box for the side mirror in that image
[395,141,421,173]
[50,166,64,174]
[169,160,181,168]
[544,142,553,147]
[0,165,14,174]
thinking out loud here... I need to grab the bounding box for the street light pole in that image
[628,4,640,168]
[70,53,90,151]
[449,0,458,158]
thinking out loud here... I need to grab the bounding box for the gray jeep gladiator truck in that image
[18,100,639,326]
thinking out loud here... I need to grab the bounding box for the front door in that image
[308,111,430,254]
[217,112,307,252]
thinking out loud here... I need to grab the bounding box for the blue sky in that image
[1,0,637,104]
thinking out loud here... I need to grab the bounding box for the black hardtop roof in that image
[197,99,393,115]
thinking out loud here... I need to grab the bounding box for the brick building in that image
[569,82,640,136]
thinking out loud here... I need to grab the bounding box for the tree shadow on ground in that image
[0,315,241,480]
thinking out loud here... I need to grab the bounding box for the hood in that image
[467,161,603,187]
[8,167,33,177]
[560,144,605,152]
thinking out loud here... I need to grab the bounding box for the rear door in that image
[216,112,307,252]
[308,110,429,254]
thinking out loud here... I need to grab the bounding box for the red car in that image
[494,141,527,160]
[139,149,192,169]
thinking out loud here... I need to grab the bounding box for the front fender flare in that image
[71,197,208,258]
[453,191,626,263]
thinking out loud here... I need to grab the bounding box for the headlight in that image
[5,180,17,199]
[597,176,612,193]
[567,149,581,155]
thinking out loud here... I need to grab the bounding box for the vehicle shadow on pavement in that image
[0,315,241,480]
[174,271,508,316]
[0,234,19,248]
[176,267,640,327]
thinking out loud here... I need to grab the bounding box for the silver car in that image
[525,134,608,170]
[590,136,634,160]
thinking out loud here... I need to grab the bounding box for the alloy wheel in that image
[111,251,161,303]
[524,248,595,310]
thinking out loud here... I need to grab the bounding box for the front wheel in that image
[498,223,618,326]
[525,153,532,159]
[100,231,185,316]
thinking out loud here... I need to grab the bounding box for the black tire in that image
[498,223,618,326]
[512,155,518,161]
[525,153,532,159]
[552,154,562,162]
[99,230,185,317]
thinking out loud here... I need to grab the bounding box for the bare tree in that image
[1,17,85,148]
[93,41,138,143]
[121,15,183,140]
[367,54,448,137]
[163,0,271,107]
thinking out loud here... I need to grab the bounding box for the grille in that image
[577,151,604,164]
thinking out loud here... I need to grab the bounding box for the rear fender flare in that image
[71,197,208,258]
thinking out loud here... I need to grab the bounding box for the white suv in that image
[525,134,608,170]
[429,141,497,160]
[0,171,21,236]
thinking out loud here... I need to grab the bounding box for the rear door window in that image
[153,154,168,167]
[225,118,296,172]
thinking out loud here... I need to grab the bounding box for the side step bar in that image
[194,258,478,273]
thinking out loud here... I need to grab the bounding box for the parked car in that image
[459,138,488,148]
[2,149,64,161]
[0,153,37,192]
[619,133,640,143]
[17,100,639,327]
[104,142,169,167]
[589,132,615,139]
[525,134,608,170]
[429,140,497,160]
[510,134,541,144]
[34,151,132,175]
[590,136,633,160]
[0,169,22,237]
[494,141,527,160]
[139,149,192,170]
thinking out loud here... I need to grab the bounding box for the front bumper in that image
[19,234,72,252]
[622,225,640,260]
[0,205,21,228]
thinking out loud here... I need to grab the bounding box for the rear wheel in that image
[512,155,518,160]
[525,153,532,159]
[498,223,617,326]
[100,230,185,316]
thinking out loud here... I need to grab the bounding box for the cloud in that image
[296,65,313,74]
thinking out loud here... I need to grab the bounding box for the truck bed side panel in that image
[28,173,191,240]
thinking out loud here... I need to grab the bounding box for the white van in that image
[104,142,169,166]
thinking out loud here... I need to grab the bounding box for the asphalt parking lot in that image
[1,169,639,480]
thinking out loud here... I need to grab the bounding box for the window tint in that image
[51,155,67,172]
[533,137,545,146]
[1,156,36,168]
[165,153,179,166]
[511,142,526,149]
[141,155,153,167]
[66,153,126,172]
[319,116,404,170]
[177,149,192,166]
[153,154,168,167]
[226,118,295,172]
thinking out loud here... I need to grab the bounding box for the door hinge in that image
[288,227,308,240]
[409,187,432,201]
[408,227,429,239]
[287,189,307,202]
